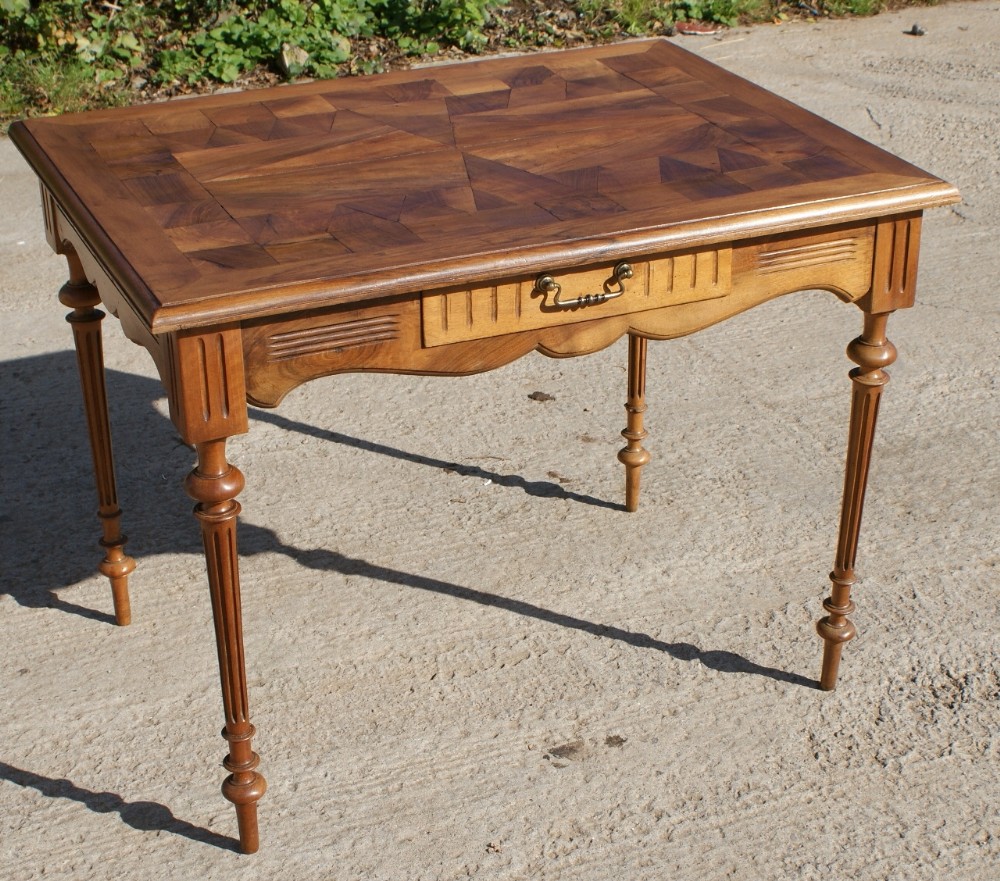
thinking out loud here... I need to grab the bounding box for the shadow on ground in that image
[1,350,816,692]
[0,760,239,851]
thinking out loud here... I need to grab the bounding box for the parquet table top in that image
[11,39,955,332]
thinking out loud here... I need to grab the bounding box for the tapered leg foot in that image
[60,251,136,625]
[618,334,650,513]
[234,802,261,854]
[99,535,135,626]
[817,571,857,690]
[186,439,266,853]
[223,727,266,853]
[817,312,896,690]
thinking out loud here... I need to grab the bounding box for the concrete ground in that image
[1,3,997,879]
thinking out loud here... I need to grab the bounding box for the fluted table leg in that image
[618,334,651,513]
[59,250,136,625]
[185,439,266,853]
[818,311,897,690]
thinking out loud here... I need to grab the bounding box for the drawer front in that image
[421,247,732,348]
[739,224,876,300]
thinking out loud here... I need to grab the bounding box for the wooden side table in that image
[10,39,959,852]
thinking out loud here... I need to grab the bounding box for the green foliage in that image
[0,1,925,126]
[609,0,672,33]
[0,51,128,120]
[0,1,491,92]
[672,0,744,26]
[375,0,491,54]
[578,0,765,30]
[822,0,882,15]
[181,1,369,83]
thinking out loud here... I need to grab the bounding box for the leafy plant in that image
[578,0,762,30]
[181,1,361,82]
[374,0,491,54]
[0,0,933,128]
[0,1,490,89]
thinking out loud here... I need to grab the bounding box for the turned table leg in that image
[618,334,651,513]
[817,312,897,690]
[185,439,266,853]
[59,250,136,625]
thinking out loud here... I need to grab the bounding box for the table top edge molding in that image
[145,180,957,333]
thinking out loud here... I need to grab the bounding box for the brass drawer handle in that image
[535,262,634,309]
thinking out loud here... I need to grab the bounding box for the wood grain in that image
[817,312,897,690]
[59,250,136,625]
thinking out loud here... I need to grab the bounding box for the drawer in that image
[421,247,732,347]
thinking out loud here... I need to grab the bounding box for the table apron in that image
[240,219,885,407]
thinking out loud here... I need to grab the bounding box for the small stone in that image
[280,43,311,76]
